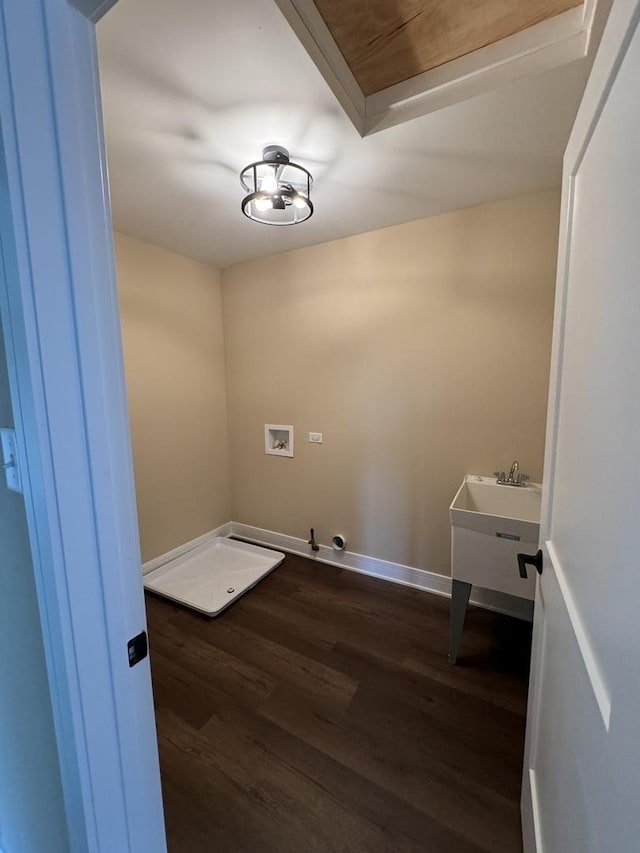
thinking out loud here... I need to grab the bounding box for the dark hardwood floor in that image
[145,552,532,853]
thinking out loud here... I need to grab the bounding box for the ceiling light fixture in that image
[240,145,313,225]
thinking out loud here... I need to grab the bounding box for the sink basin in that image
[451,474,541,541]
[450,475,542,599]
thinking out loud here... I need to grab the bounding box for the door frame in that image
[0,1,165,850]
[521,0,640,848]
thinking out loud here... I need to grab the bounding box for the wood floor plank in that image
[402,652,529,716]
[145,552,531,852]
[259,682,522,853]
[325,641,525,798]
[160,705,403,853]
[169,607,359,710]
[235,696,483,853]
[236,578,415,667]
[230,594,337,656]
[151,617,275,709]
[150,661,219,732]
[347,678,524,801]
[158,715,292,853]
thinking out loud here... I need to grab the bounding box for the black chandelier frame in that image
[240,145,314,226]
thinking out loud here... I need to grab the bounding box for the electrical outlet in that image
[308,432,323,443]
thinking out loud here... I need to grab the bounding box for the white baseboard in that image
[141,521,532,620]
[141,521,233,575]
[229,522,533,621]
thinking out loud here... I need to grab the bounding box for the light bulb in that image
[254,196,272,212]
[293,193,307,209]
[260,169,278,194]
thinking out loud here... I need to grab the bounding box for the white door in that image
[0,2,166,850]
[521,2,640,851]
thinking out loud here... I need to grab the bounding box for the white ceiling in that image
[97,0,589,269]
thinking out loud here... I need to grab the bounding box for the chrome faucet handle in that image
[518,473,530,484]
[494,471,505,482]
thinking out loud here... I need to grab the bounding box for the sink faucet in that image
[494,460,529,487]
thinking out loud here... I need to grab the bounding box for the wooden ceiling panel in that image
[313,0,583,95]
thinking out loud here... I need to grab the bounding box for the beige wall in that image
[115,232,230,562]
[222,191,559,575]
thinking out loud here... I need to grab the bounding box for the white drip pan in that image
[143,537,285,617]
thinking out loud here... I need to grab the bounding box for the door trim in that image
[521,583,547,853]
[528,768,546,853]
[547,542,611,728]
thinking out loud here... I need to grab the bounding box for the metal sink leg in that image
[448,579,472,665]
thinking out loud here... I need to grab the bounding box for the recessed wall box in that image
[265,424,294,457]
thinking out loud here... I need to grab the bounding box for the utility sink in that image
[448,474,542,664]
[450,474,542,601]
